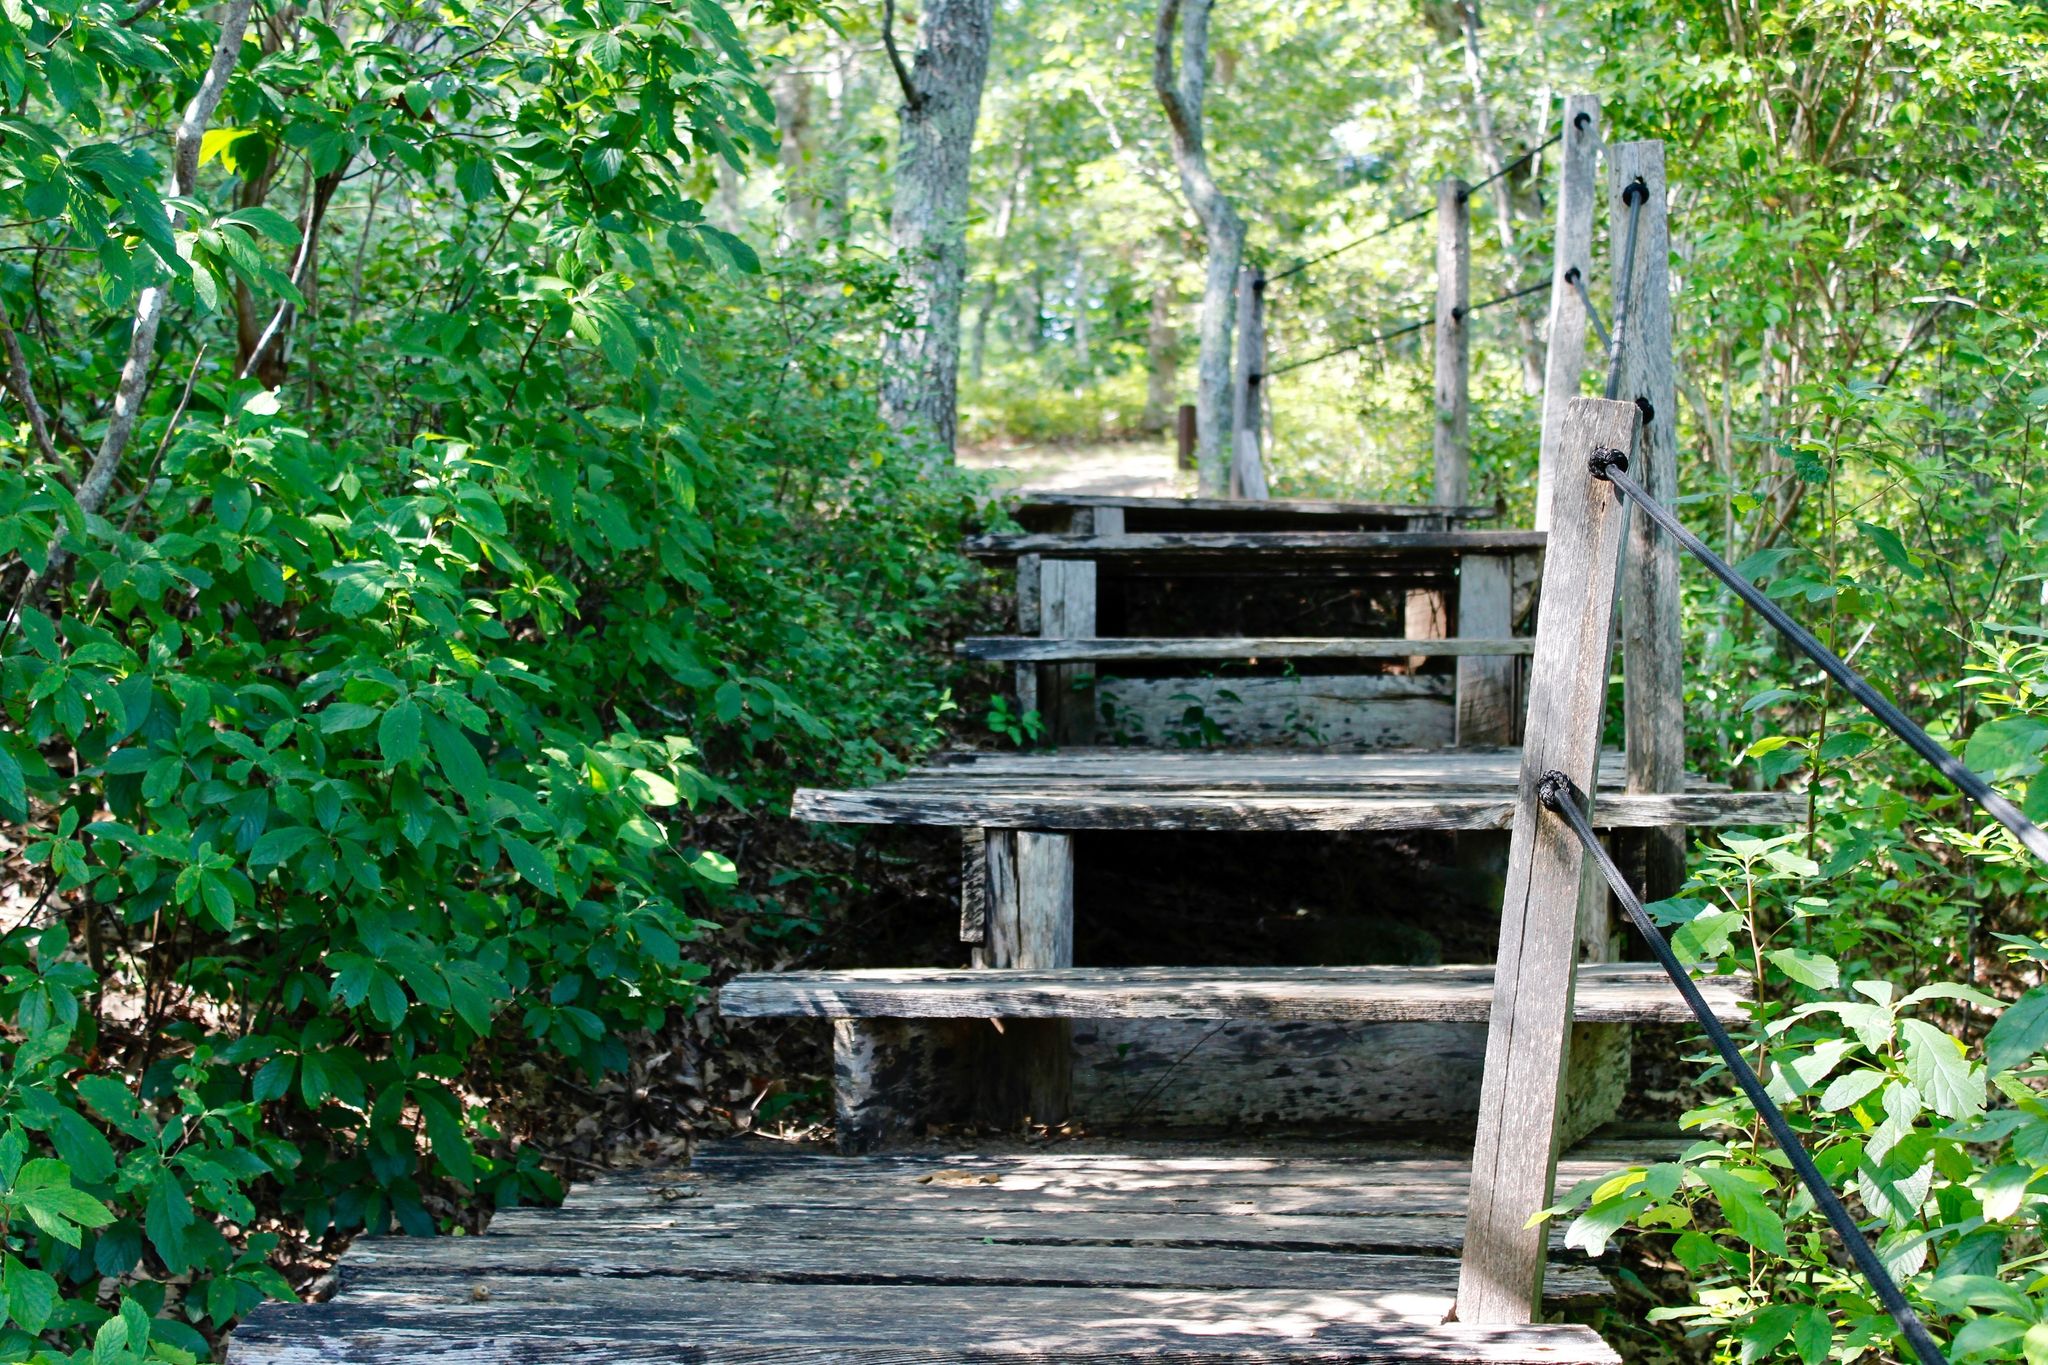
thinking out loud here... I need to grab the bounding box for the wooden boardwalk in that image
[229,1141,1650,1363]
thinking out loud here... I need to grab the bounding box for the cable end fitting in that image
[1588,447,1629,480]
[1573,111,1592,131]
[1622,177,1650,207]
[1537,770,1576,812]
[1564,266,1582,284]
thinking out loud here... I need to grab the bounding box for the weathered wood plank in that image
[1455,555,1517,745]
[791,785,1800,833]
[1435,178,1471,505]
[960,828,987,945]
[1016,493,1497,519]
[231,1296,1621,1365]
[331,1239,1610,1300]
[965,530,1548,560]
[1039,555,1099,744]
[721,963,1749,1025]
[981,830,1074,1125]
[1459,396,1641,1324]
[1610,139,1687,905]
[1536,94,1601,532]
[1095,675,1452,750]
[830,1018,977,1155]
[957,636,1535,662]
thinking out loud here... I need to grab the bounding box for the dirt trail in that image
[958,437,1193,498]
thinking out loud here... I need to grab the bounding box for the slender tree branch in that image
[881,0,921,109]
[0,310,66,478]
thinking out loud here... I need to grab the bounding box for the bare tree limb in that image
[881,0,921,110]
[57,0,251,559]
[0,311,66,478]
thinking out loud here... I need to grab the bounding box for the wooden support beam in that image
[980,830,1075,1126]
[1458,396,1640,1324]
[1609,140,1686,904]
[1434,178,1471,506]
[1455,554,1517,745]
[1176,403,1198,471]
[1229,266,1269,499]
[1028,507,1107,743]
[1536,95,1602,532]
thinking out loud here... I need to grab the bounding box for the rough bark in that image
[1154,0,1244,496]
[773,65,818,244]
[878,0,997,458]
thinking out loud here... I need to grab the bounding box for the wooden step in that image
[968,529,1547,561]
[793,747,1801,833]
[958,635,1533,662]
[231,1144,1627,1363]
[1014,492,1500,535]
[721,962,1749,1025]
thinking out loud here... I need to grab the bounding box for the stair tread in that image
[959,635,1533,661]
[1018,492,1500,519]
[969,529,1546,560]
[792,747,1800,832]
[721,962,1749,1025]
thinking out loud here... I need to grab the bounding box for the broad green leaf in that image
[1987,985,2048,1074]
[1698,1166,1786,1255]
[1965,717,2048,778]
[1766,947,1839,990]
[378,698,423,768]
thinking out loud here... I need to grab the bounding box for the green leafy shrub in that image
[0,0,983,1356]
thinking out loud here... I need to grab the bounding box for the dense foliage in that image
[0,0,981,1357]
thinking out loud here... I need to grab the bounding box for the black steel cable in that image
[1258,315,1430,379]
[1590,452,2048,864]
[1265,204,1434,284]
[1603,180,1649,400]
[1456,277,1551,321]
[1462,129,1565,200]
[1540,771,1949,1365]
[1566,267,1611,351]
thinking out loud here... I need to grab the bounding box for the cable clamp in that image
[1536,770,1575,811]
[1622,178,1650,206]
[1588,447,1629,480]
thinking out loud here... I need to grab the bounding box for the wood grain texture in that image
[1455,555,1518,746]
[831,1018,976,1155]
[1536,95,1601,532]
[957,636,1535,662]
[1017,492,1498,520]
[1609,139,1687,905]
[965,530,1548,560]
[231,1145,1634,1365]
[1039,556,1099,744]
[721,962,1750,1024]
[1435,177,1471,505]
[792,785,1798,834]
[981,830,1074,1124]
[960,828,987,945]
[1228,267,1269,499]
[1459,396,1641,1324]
[1095,674,1453,750]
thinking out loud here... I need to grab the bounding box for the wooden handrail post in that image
[1609,140,1686,903]
[1434,178,1471,505]
[1458,396,1641,1323]
[1229,266,1269,499]
[1536,96,1602,532]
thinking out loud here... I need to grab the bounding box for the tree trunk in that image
[774,66,818,245]
[1457,1,1544,394]
[878,0,997,458]
[1154,0,1244,496]
[1141,279,1177,434]
[1071,254,1090,366]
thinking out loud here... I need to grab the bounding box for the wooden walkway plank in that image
[720,962,1751,1024]
[965,530,1547,560]
[1015,493,1498,520]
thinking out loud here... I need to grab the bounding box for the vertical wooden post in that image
[1455,554,1515,745]
[1176,404,1198,471]
[1536,95,1602,532]
[1434,178,1471,505]
[1229,267,1269,499]
[1029,508,1104,744]
[1459,396,1641,1324]
[1609,140,1686,904]
[979,829,1074,1124]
